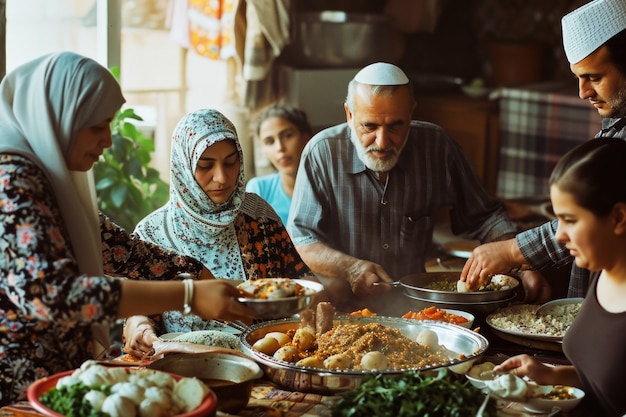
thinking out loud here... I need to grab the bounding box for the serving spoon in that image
[535,297,584,317]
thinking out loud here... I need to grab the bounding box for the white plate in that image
[486,304,579,342]
[524,385,585,413]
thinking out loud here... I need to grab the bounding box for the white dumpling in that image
[108,367,131,384]
[360,351,388,370]
[143,386,173,409]
[416,329,439,352]
[456,280,469,293]
[101,393,137,417]
[84,390,107,411]
[78,364,116,387]
[56,375,81,388]
[139,398,170,417]
[111,382,145,406]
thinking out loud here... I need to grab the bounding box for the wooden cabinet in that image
[413,94,500,197]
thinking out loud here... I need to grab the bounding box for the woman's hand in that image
[493,354,555,385]
[122,315,160,358]
[193,280,256,324]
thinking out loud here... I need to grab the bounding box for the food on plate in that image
[487,303,581,338]
[171,330,240,349]
[484,372,529,401]
[331,370,497,417]
[251,319,461,371]
[348,308,377,316]
[273,346,300,362]
[467,361,497,379]
[252,335,282,355]
[237,278,312,299]
[425,274,517,292]
[402,306,469,325]
[292,327,316,351]
[360,351,389,370]
[415,329,439,353]
[533,385,578,400]
[149,330,242,358]
[39,360,209,417]
[315,301,336,334]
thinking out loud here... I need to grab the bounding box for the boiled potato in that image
[252,335,281,355]
[273,346,300,363]
[296,356,324,368]
[360,351,388,370]
[292,328,316,351]
[323,353,352,370]
[265,331,291,346]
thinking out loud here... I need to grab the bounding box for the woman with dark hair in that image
[494,137,626,417]
[246,104,312,225]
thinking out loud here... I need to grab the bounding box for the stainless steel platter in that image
[239,315,488,394]
[399,272,519,302]
[237,279,324,320]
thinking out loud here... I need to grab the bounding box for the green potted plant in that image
[93,68,169,231]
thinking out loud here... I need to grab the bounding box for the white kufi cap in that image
[354,62,409,85]
[562,0,626,64]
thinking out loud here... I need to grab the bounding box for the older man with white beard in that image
[287,62,516,314]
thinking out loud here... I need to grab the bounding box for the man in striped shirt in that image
[461,0,626,299]
[287,62,516,314]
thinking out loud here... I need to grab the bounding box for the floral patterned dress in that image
[0,155,203,405]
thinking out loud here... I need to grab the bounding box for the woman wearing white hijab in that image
[125,109,314,353]
[0,52,253,405]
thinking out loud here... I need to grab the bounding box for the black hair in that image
[254,104,312,138]
[550,137,626,217]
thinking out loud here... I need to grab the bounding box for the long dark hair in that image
[550,137,626,217]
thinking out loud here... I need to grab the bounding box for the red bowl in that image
[27,369,218,417]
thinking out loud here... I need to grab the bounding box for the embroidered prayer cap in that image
[562,0,626,64]
[354,62,409,85]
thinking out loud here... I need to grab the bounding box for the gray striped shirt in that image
[287,122,516,280]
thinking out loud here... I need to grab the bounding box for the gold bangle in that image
[182,278,194,316]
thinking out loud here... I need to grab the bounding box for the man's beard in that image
[606,81,626,119]
[349,126,403,172]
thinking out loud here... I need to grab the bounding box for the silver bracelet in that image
[182,278,194,316]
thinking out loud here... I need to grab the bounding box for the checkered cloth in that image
[496,83,602,199]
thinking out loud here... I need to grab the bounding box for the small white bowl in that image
[525,385,585,413]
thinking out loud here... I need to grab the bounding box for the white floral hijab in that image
[135,109,247,279]
[0,52,125,276]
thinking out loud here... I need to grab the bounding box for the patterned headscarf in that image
[135,109,247,279]
[0,52,125,276]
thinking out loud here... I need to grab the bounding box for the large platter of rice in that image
[486,300,582,342]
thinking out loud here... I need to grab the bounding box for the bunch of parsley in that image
[40,382,110,417]
[331,369,497,417]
